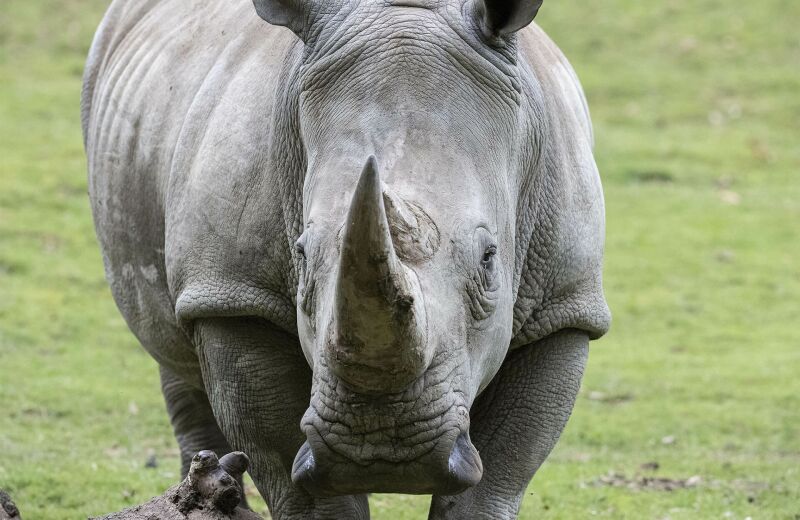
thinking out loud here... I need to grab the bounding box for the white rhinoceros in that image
[82,0,610,517]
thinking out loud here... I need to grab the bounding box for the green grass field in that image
[1,0,798,518]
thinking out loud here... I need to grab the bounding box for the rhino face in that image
[255,0,541,496]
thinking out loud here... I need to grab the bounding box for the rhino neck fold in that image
[331,156,429,394]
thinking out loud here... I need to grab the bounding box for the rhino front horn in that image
[331,156,430,394]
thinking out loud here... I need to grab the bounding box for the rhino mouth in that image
[290,354,483,496]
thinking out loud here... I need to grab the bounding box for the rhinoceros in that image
[82,0,610,517]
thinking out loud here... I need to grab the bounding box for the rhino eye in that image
[481,245,497,268]
[467,244,500,324]
[295,235,308,261]
[295,235,316,320]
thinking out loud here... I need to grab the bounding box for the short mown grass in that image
[1,0,798,518]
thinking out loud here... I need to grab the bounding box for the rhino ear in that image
[252,0,310,38]
[473,0,544,38]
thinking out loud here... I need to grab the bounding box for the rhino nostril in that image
[447,431,483,490]
[292,441,327,496]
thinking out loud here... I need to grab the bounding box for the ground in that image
[0,0,798,518]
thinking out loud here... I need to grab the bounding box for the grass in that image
[1,0,798,518]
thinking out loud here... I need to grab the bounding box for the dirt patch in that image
[590,471,702,492]
[586,391,635,404]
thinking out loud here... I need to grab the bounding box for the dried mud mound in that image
[0,490,21,520]
[94,451,262,520]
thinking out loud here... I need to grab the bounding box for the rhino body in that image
[83,0,610,517]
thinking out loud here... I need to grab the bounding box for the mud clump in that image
[94,451,262,520]
[0,490,21,520]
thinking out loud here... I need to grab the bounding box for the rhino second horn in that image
[383,189,440,263]
[331,156,429,394]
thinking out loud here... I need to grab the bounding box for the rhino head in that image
[253,0,544,497]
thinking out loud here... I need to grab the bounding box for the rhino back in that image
[83,0,300,385]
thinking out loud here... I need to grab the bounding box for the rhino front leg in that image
[160,365,235,478]
[429,329,589,520]
[160,365,250,509]
[194,317,369,520]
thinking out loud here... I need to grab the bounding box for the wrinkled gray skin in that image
[82,0,610,518]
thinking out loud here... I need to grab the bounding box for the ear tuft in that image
[475,0,544,38]
[252,0,306,37]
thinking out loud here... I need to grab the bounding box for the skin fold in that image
[82,0,610,518]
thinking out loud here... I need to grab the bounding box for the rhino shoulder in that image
[511,24,611,348]
[518,23,595,147]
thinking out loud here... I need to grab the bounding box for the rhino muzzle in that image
[291,430,482,497]
[291,348,483,496]
[329,156,430,395]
